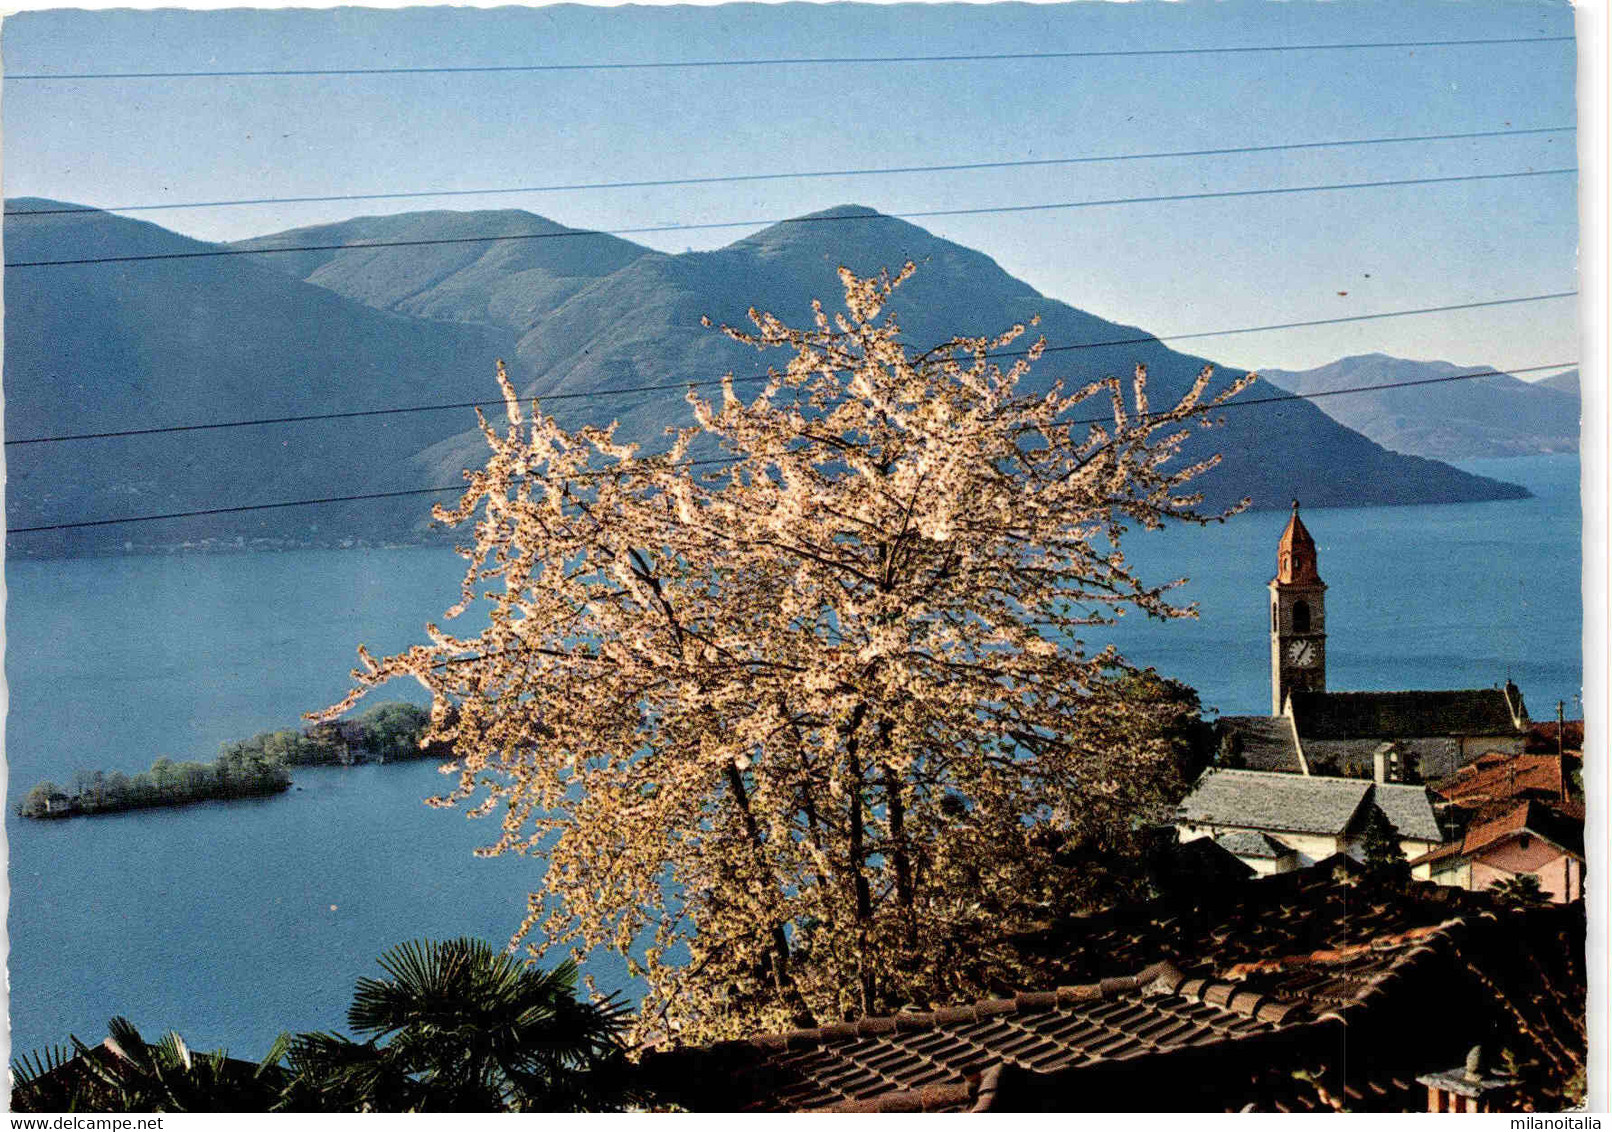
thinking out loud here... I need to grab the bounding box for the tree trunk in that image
[724,758,816,1027]
[842,703,874,1014]
[882,762,917,950]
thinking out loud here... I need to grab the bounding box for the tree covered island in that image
[17,702,438,820]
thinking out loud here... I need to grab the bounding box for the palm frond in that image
[10,1043,73,1085]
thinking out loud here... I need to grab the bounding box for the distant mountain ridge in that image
[1260,353,1580,461]
[1538,368,1580,398]
[4,199,520,556]
[234,204,1528,514]
[5,201,1527,556]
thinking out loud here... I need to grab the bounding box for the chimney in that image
[1373,743,1398,785]
[1417,1045,1518,1113]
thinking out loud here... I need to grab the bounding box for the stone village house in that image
[1175,767,1443,874]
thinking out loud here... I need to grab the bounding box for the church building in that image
[1177,505,1534,873]
[1217,503,1530,784]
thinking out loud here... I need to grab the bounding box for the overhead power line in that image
[4,126,1575,219]
[3,35,1573,82]
[5,167,1579,270]
[4,291,1577,448]
[6,361,1576,535]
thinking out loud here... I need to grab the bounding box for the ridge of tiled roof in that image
[636,870,1583,1112]
[1221,917,1463,981]
[1408,840,1466,869]
[1290,689,1524,740]
[686,959,1185,1055]
[637,960,1308,1112]
[1009,855,1499,988]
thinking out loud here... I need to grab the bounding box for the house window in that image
[1293,600,1311,634]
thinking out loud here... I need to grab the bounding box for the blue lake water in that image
[5,453,1581,1060]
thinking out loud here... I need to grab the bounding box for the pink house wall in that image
[1470,839,1583,903]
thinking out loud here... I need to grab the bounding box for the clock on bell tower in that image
[1270,501,1327,715]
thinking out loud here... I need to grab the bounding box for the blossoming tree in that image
[322,264,1254,1042]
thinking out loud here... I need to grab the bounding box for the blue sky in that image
[2,0,1580,375]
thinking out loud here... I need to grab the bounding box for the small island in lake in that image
[17,702,441,820]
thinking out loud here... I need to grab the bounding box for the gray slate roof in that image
[1368,783,1444,843]
[1290,689,1524,740]
[1177,770,1371,836]
[1214,831,1296,860]
[1217,716,1303,773]
[1302,737,1460,779]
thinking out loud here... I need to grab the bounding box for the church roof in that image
[1274,503,1323,585]
[1215,716,1304,773]
[1290,690,1526,740]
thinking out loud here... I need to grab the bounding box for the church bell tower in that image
[1270,501,1327,715]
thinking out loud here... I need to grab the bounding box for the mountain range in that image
[1259,354,1580,461]
[1539,368,1580,398]
[5,201,1528,556]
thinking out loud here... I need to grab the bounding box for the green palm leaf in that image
[318,937,629,1111]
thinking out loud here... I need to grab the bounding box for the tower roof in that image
[1275,501,1323,585]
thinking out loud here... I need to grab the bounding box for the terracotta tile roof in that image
[1460,798,1584,859]
[638,962,1290,1112]
[1010,856,1491,986]
[639,879,1585,1112]
[1291,689,1525,740]
[1000,905,1583,1112]
[1434,753,1567,808]
[1274,504,1323,585]
[1526,718,1583,754]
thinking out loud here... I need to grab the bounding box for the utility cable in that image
[5,167,1578,270]
[5,361,1576,534]
[4,35,1573,81]
[3,126,1574,219]
[3,291,1576,447]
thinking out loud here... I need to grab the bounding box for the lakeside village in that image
[16,505,1586,1113]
